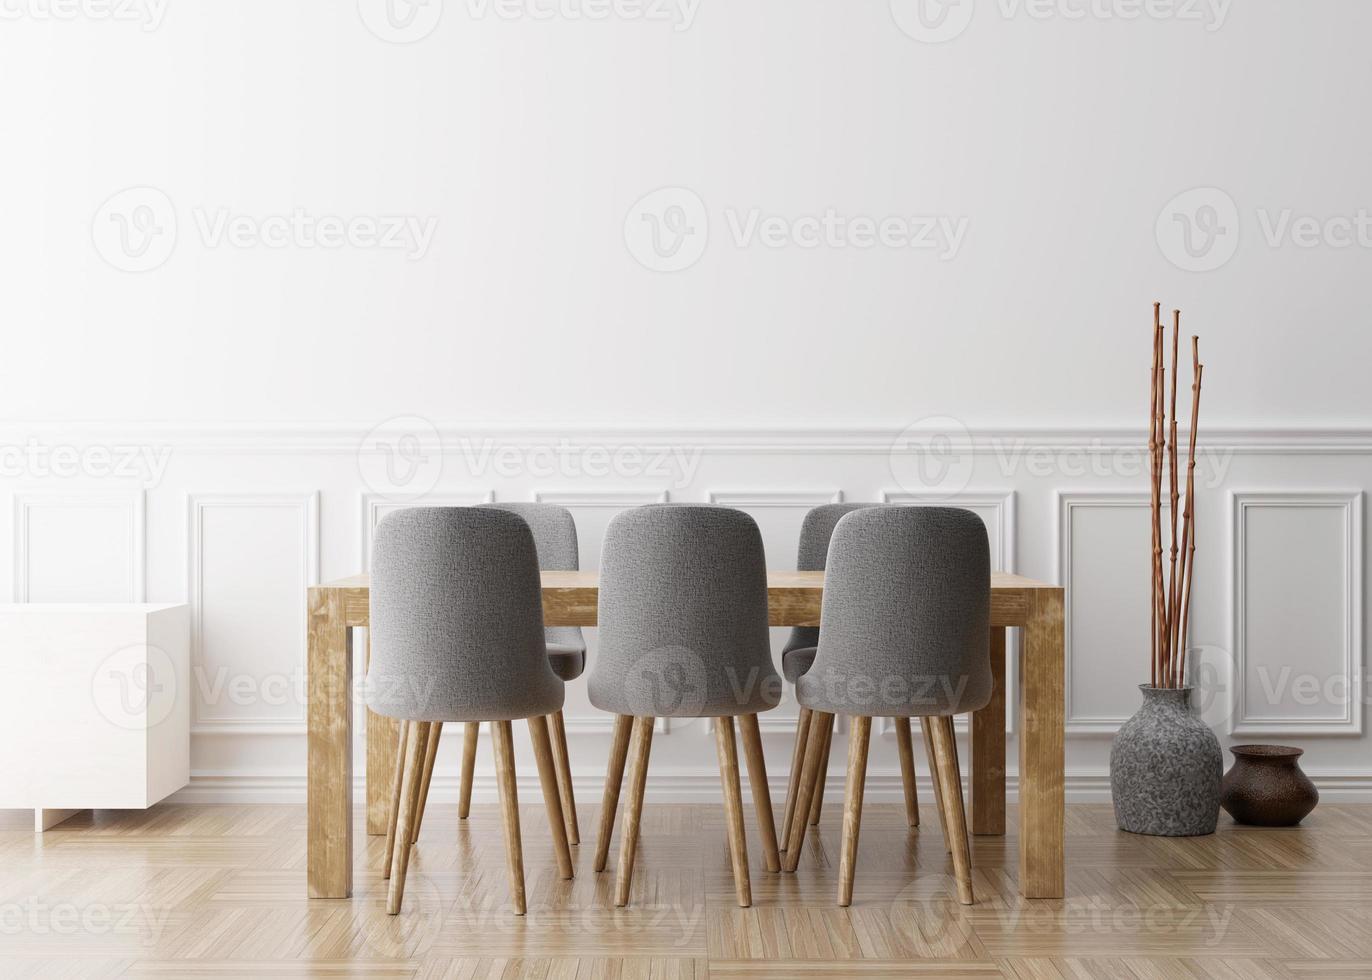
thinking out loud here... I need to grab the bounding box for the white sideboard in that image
[0,604,189,831]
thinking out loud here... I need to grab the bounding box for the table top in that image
[313,570,1058,629]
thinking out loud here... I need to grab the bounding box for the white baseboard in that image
[167,769,1372,806]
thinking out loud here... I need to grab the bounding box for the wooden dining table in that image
[306,570,1064,900]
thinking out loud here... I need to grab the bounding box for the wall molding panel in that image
[1231,490,1364,736]
[11,490,146,602]
[5,423,1369,805]
[187,492,320,735]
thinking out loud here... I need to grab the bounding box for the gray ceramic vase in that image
[1110,685,1222,836]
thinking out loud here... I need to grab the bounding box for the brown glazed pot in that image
[1220,745,1319,826]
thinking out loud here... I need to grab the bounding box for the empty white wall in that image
[2,1,1369,803]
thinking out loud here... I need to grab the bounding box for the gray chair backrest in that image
[588,504,781,718]
[480,502,585,651]
[367,507,563,722]
[781,502,880,656]
[796,506,991,718]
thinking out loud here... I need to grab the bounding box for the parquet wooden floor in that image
[2,802,1369,978]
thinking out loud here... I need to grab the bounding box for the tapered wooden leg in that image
[382,719,409,880]
[838,716,872,907]
[596,714,634,873]
[929,715,974,906]
[782,710,832,872]
[921,717,951,852]
[548,709,579,846]
[411,721,442,844]
[528,715,574,880]
[779,707,812,852]
[893,716,920,828]
[458,722,479,820]
[491,719,526,915]
[387,720,430,914]
[615,716,655,907]
[808,718,833,825]
[972,626,1007,835]
[736,713,780,873]
[714,716,752,906]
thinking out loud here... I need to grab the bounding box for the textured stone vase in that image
[1110,685,1222,836]
[1221,745,1319,826]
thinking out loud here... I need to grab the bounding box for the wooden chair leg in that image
[615,716,655,907]
[921,717,952,853]
[782,710,832,873]
[458,722,479,820]
[387,720,430,914]
[595,713,634,872]
[715,716,752,907]
[893,716,920,828]
[528,715,574,880]
[838,716,872,907]
[808,717,833,826]
[382,719,409,880]
[411,721,442,843]
[548,709,580,846]
[491,719,526,915]
[736,712,780,873]
[779,707,812,852]
[929,715,974,905]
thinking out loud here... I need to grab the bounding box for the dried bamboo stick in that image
[1166,312,1181,683]
[1152,325,1167,685]
[1178,350,1203,687]
[1148,303,1161,687]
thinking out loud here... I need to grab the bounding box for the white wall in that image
[1,1,1369,803]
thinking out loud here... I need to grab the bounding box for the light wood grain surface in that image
[4,802,1368,978]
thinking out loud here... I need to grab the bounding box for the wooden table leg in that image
[365,629,401,837]
[1019,589,1064,899]
[307,588,353,898]
[971,627,1007,836]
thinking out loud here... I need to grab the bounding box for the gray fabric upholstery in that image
[481,502,587,681]
[781,646,816,684]
[367,507,563,722]
[588,504,782,718]
[796,506,991,718]
[780,503,880,661]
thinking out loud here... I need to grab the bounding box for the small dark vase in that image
[1110,685,1222,836]
[1220,745,1319,826]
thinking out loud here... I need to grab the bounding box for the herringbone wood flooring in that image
[2,802,1370,978]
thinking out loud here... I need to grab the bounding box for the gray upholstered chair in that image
[434,501,585,845]
[780,506,990,907]
[369,507,572,916]
[588,504,783,908]
[778,503,945,850]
